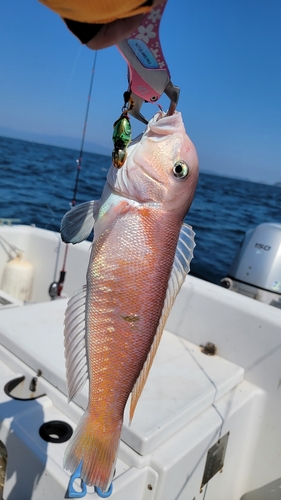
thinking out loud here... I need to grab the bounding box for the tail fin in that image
[64,409,122,492]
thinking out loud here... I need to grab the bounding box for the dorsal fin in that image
[64,286,88,401]
[61,200,99,244]
[129,224,195,422]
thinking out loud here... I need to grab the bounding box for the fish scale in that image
[87,209,179,406]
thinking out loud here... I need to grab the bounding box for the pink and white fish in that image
[61,110,199,492]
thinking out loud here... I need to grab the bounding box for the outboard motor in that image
[221,222,281,308]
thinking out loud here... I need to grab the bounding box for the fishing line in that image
[40,56,82,234]
[49,52,98,299]
[65,46,83,99]
[72,50,98,207]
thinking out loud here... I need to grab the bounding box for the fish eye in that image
[173,161,189,179]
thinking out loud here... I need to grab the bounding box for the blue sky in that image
[1,0,281,183]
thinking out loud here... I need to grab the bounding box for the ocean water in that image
[1,135,281,285]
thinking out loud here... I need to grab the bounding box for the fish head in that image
[107,111,199,216]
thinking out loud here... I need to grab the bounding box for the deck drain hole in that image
[39,420,73,443]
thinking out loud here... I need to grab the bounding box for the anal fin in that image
[64,286,88,401]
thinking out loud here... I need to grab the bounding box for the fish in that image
[61,110,199,492]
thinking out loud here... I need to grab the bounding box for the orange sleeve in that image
[38,0,153,24]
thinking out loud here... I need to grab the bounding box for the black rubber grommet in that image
[39,420,73,443]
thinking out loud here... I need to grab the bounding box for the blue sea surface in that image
[1,135,281,284]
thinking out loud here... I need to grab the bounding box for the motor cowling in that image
[221,223,281,305]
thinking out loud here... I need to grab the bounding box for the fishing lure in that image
[112,92,133,168]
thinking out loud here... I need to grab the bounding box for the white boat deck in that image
[0,297,244,457]
[0,225,280,500]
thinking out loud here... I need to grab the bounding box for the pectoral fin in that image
[129,224,195,422]
[61,200,99,244]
